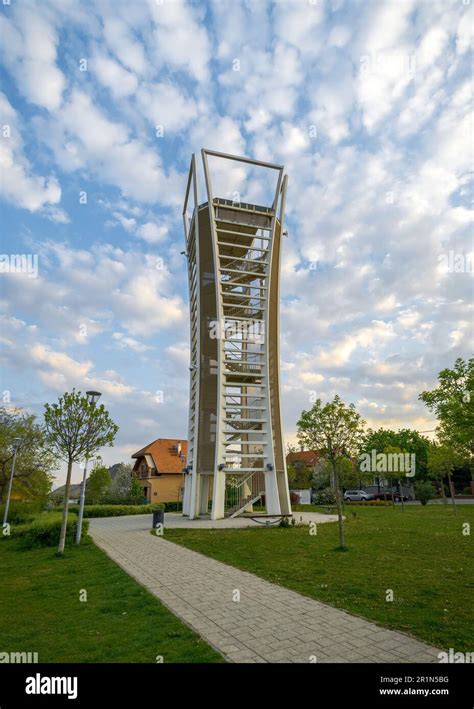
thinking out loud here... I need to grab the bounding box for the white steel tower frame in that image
[182,149,291,520]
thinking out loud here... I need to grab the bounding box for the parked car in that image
[343,489,374,502]
[371,490,410,502]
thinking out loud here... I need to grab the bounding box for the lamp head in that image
[86,390,102,405]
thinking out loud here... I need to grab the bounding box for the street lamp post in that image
[76,391,101,544]
[2,437,22,528]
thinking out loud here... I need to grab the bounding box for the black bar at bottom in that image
[0,662,471,708]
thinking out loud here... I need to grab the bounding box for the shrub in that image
[415,481,434,506]
[163,501,182,512]
[100,495,147,506]
[462,486,472,496]
[0,500,44,525]
[346,499,391,506]
[68,503,164,518]
[289,491,300,504]
[313,487,336,505]
[10,512,88,549]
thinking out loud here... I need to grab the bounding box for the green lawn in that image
[165,505,474,651]
[0,537,223,663]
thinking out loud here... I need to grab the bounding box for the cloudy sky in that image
[0,0,472,485]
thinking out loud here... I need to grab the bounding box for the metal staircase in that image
[225,471,265,518]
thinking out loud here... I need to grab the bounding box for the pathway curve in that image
[89,514,441,664]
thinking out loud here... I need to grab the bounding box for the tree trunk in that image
[447,472,456,515]
[398,478,404,512]
[440,476,447,504]
[332,461,345,549]
[58,458,73,555]
[0,464,6,503]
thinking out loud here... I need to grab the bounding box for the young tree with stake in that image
[297,395,366,549]
[44,391,118,555]
[427,442,465,515]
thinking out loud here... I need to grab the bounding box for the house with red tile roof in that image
[132,438,187,504]
[286,450,321,468]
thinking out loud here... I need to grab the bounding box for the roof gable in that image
[132,438,187,473]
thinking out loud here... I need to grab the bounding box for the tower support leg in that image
[189,472,200,519]
[199,475,210,515]
[211,469,225,520]
[264,470,281,515]
[183,475,191,516]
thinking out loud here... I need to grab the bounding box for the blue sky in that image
[0,0,472,485]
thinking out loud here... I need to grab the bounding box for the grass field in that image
[165,505,474,651]
[0,536,223,663]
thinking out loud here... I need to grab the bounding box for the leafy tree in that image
[315,455,364,491]
[44,391,118,555]
[297,395,366,548]
[427,443,464,514]
[130,473,143,502]
[286,462,297,486]
[85,464,111,504]
[0,408,56,504]
[414,481,434,506]
[419,358,474,458]
[311,458,331,491]
[108,462,133,500]
[288,463,313,489]
[383,445,411,511]
[360,428,430,481]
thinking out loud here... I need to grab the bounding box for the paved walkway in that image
[89,515,441,664]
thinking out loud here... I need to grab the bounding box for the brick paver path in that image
[89,515,441,664]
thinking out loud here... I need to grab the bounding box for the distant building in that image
[286,450,320,470]
[131,439,187,503]
[50,483,81,504]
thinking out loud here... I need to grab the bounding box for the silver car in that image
[343,489,373,501]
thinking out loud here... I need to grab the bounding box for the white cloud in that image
[102,16,147,75]
[136,83,199,133]
[0,93,64,215]
[112,332,151,353]
[148,0,210,81]
[136,222,168,244]
[0,9,65,111]
[34,89,183,205]
[93,52,138,98]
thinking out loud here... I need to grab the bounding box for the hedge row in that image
[0,500,45,525]
[68,503,164,518]
[346,499,391,506]
[162,501,182,512]
[6,512,88,549]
